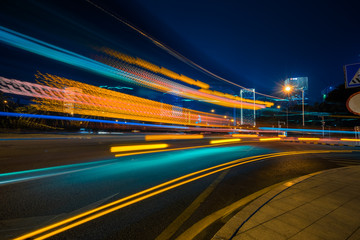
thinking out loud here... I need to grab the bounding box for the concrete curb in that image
[211,169,342,240]
[285,140,360,148]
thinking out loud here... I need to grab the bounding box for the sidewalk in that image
[212,166,360,240]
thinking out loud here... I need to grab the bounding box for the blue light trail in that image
[0,112,188,129]
[0,26,154,88]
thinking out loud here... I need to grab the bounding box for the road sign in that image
[344,63,360,88]
[346,92,360,115]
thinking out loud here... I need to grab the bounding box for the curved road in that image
[0,137,359,240]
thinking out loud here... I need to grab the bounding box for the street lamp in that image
[3,100,8,112]
[284,86,292,93]
[283,85,292,128]
[300,88,305,127]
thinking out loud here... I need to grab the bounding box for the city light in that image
[284,85,292,93]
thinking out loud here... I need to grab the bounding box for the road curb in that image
[286,140,360,148]
[211,169,331,240]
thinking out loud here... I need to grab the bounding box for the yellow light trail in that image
[340,138,360,142]
[14,150,358,240]
[145,134,203,141]
[298,137,320,141]
[114,142,246,158]
[232,134,258,138]
[110,144,168,153]
[33,73,230,127]
[259,137,281,141]
[101,48,210,89]
[99,49,273,110]
[210,139,241,144]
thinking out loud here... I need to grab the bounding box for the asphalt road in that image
[0,136,359,240]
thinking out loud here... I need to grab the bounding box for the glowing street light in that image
[211,109,215,113]
[284,85,292,93]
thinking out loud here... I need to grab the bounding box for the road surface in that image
[0,135,359,239]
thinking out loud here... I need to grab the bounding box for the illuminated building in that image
[284,77,308,101]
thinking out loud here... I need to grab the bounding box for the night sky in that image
[1,0,360,103]
[126,0,360,102]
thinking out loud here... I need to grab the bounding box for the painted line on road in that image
[155,170,230,240]
[13,152,285,240]
[14,150,359,240]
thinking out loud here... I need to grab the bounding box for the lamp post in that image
[3,100,7,112]
[283,86,292,128]
[300,88,305,127]
[283,85,305,127]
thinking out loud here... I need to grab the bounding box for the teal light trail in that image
[0,26,149,87]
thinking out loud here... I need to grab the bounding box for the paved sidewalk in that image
[212,166,360,240]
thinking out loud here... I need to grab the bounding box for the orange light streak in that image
[340,138,360,142]
[210,138,241,144]
[145,134,203,141]
[259,138,281,141]
[110,143,168,153]
[232,134,258,138]
[32,73,230,127]
[298,138,320,141]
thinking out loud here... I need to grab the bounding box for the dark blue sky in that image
[130,0,360,102]
[1,0,359,103]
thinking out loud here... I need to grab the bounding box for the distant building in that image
[240,88,256,126]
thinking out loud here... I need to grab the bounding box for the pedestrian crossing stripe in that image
[350,68,360,85]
